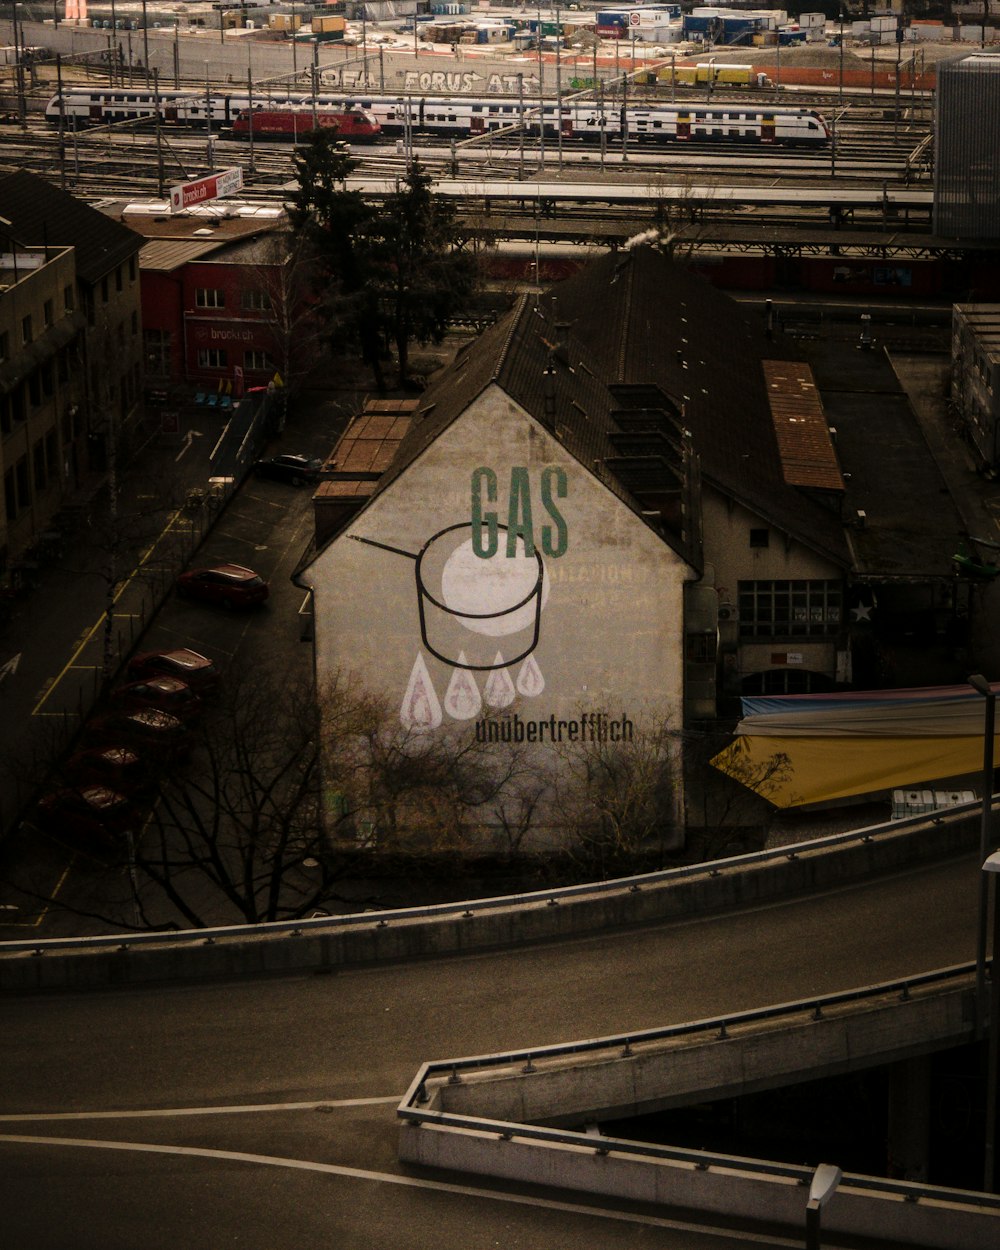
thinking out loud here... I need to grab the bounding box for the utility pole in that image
[555,4,563,169]
[142,0,149,85]
[154,68,164,197]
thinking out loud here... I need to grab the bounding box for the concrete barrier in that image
[399,1121,995,1250]
[0,809,979,992]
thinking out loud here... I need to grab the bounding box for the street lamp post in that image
[983,849,1000,1193]
[805,1163,842,1250]
[969,673,997,1035]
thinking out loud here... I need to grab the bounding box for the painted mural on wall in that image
[315,401,686,760]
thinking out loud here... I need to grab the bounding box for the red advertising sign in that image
[169,167,244,212]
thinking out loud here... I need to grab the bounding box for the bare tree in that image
[242,229,328,400]
[550,714,682,876]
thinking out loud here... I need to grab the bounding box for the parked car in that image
[254,453,323,486]
[110,675,202,722]
[126,647,220,693]
[34,785,138,851]
[63,744,158,796]
[176,564,270,609]
[86,708,192,759]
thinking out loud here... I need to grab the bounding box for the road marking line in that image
[0,1096,400,1121]
[0,1133,800,1245]
[32,506,185,716]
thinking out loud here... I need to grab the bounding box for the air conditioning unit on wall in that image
[718,603,739,623]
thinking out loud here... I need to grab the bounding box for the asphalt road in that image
[1,851,978,1248]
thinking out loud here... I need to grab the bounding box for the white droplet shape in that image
[400,652,442,732]
[516,654,545,698]
[444,653,482,720]
[439,536,548,637]
[483,653,516,708]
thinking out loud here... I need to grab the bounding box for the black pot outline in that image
[352,523,546,672]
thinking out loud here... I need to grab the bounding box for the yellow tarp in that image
[711,732,998,809]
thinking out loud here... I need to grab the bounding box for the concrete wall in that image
[398,1121,995,1250]
[0,809,979,991]
[430,983,974,1125]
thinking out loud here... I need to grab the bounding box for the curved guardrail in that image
[0,799,979,957]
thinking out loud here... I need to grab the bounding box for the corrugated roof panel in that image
[763,360,844,492]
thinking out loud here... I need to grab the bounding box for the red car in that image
[34,785,139,851]
[111,675,202,722]
[63,744,157,796]
[127,648,220,693]
[176,563,270,609]
[87,708,192,759]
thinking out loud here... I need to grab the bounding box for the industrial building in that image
[934,50,1000,241]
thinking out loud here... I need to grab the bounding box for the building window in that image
[115,265,123,293]
[195,288,225,309]
[129,256,136,282]
[241,289,272,311]
[197,348,228,369]
[3,468,15,522]
[33,439,46,491]
[749,528,769,548]
[101,276,109,302]
[738,580,842,639]
[243,349,272,371]
[0,330,7,362]
[144,329,172,375]
[21,314,32,345]
[15,455,30,510]
[44,298,54,328]
[64,284,74,312]
[46,428,59,479]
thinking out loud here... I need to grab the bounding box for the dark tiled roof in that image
[0,170,141,285]
[310,247,851,572]
[535,247,850,566]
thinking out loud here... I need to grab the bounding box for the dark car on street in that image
[253,453,323,486]
[110,675,202,722]
[176,563,270,609]
[34,785,139,851]
[126,647,220,693]
[86,708,192,759]
[63,744,158,796]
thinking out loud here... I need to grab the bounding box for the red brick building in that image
[107,202,316,397]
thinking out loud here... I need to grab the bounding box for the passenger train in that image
[45,88,830,146]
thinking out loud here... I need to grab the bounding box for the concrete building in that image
[933,50,1000,241]
[109,201,299,397]
[951,303,1000,472]
[0,172,144,483]
[299,248,861,847]
[0,228,85,591]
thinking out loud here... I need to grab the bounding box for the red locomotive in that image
[230,108,381,142]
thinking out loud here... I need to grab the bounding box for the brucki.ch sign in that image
[169,167,244,212]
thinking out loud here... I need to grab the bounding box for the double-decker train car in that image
[230,108,381,142]
[45,89,829,146]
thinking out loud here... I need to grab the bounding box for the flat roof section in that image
[322,409,416,480]
[762,360,843,493]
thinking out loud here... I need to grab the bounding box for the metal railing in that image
[398,961,998,1214]
[0,796,982,956]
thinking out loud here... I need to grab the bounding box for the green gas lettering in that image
[471,466,498,558]
[506,467,535,557]
[540,466,568,557]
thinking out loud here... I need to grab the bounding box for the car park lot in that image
[1,412,344,936]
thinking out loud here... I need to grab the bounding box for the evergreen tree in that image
[288,137,476,389]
